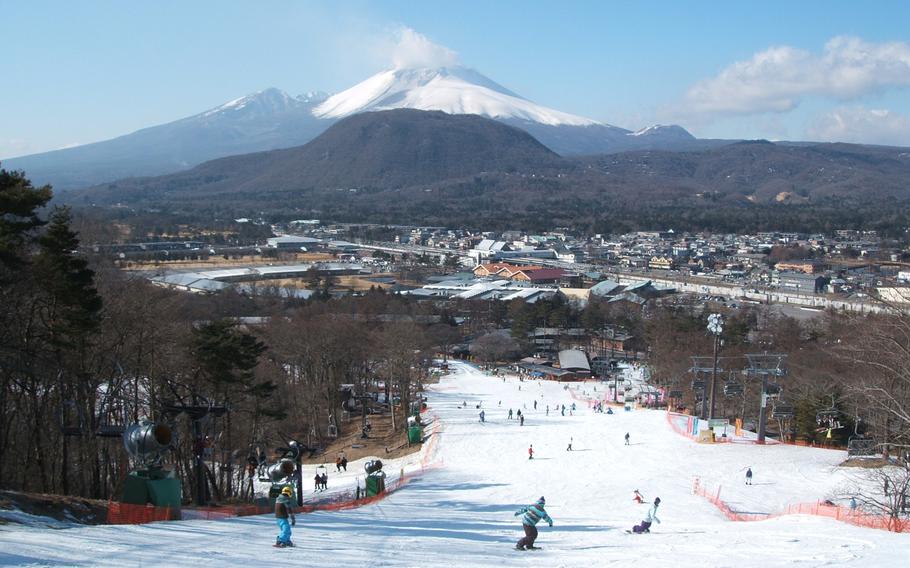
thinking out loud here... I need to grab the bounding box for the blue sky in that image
[2,0,910,158]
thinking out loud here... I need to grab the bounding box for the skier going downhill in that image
[631,497,660,533]
[274,486,297,547]
[514,496,553,550]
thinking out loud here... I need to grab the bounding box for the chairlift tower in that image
[689,356,722,420]
[744,353,788,443]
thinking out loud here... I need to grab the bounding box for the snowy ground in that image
[1,361,906,567]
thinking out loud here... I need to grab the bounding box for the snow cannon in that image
[120,420,181,512]
[123,419,173,466]
[267,458,297,483]
[364,460,386,497]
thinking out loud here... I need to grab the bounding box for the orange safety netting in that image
[692,478,906,533]
[107,501,176,524]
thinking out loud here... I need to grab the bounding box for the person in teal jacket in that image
[514,496,553,550]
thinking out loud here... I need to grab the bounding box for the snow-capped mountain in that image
[313,66,600,127]
[4,88,329,189]
[313,65,698,156]
[5,66,701,190]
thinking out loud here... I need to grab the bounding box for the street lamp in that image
[707,313,723,420]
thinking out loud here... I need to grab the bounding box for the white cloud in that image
[388,27,460,69]
[686,36,910,115]
[807,106,910,146]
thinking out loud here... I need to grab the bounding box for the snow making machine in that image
[120,419,181,512]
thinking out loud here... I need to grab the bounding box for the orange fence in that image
[107,501,177,524]
[692,478,906,533]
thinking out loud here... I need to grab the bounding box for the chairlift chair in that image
[723,381,743,397]
[771,401,794,419]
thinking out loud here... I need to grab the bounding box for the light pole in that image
[707,314,723,421]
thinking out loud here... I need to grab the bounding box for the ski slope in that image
[1,361,906,567]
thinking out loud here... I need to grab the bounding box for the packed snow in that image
[312,65,600,126]
[1,361,906,567]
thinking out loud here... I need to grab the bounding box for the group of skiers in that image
[313,470,329,491]
[511,490,662,550]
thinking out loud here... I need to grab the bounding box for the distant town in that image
[104,219,910,313]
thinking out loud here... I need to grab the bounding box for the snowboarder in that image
[633,489,644,503]
[274,486,296,547]
[528,445,534,460]
[480,410,486,423]
[631,496,660,533]
[607,407,614,415]
[514,496,553,550]
[745,467,753,485]
[567,438,573,451]
[625,432,630,445]
[520,415,525,426]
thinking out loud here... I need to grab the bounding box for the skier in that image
[567,437,573,451]
[631,497,660,533]
[480,410,486,423]
[849,496,858,513]
[509,409,514,420]
[520,414,525,426]
[745,467,753,485]
[633,489,644,504]
[514,496,553,550]
[546,405,550,416]
[625,432,630,445]
[340,452,348,472]
[534,400,538,410]
[274,486,296,547]
[528,445,534,460]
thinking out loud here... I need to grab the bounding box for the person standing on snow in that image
[508,409,514,420]
[479,410,485,423]
[274,486,297,547]
[745,467,753,485]
[625,432,630,445]
[567,437,573,451]
[520,414,525,426]
[514,496,553,550]
[528,445,534,459]
[631,496,660,533]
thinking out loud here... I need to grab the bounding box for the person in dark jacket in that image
[514,496,553,549]
[274,486,296,547]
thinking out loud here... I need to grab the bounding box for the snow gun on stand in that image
[263,440,305,504]
[363,459,386,497]
[119,419,181,512]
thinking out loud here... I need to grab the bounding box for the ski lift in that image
[691,379,706,391]
[815,396,841,429]
[723,381,743,397]
[765,382,782,397]
[771,401,794,419]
